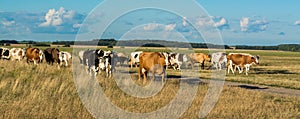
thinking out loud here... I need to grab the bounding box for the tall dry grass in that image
[0,47,300,118]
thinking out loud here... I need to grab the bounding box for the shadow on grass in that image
[254,68,296,74]
[230,84,269,90]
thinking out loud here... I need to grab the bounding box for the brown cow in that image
[25,47,41,65]
[44,48,60,65]
[138,52,166,83]
[227,53,259,75]
[189,53,211,70]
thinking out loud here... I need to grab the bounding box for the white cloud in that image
[182,17,187,26]
[73,23,82,28]
[143,23,160,31]
[195,16,229,30]
[1,20,15,27]
[294,20,300,25]
[164,24,176,31]
[39,7,75,27]
[240,17,268,32]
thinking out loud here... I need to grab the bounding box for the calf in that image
[208,52,227,70]
[44,48,60,65]
[10,48,25,61]
[138,52,166,82]
[189,53,211,70]
[227,53,259,75]
[25,47,41,65]
[128,51,143,68]
[59,51,72,67]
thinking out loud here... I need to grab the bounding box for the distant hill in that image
[1,39,299,52]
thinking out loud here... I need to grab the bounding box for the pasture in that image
[0,46,299,118]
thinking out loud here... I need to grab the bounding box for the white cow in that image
[59,51,72,67]
[10,48,25,61]
[209,52,227,70]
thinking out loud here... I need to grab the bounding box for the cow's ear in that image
[256,55,260,59]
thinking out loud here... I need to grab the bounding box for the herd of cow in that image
[0,47,71,67]
[77,49,260,82]
[0,47,260,82]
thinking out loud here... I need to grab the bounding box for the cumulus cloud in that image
[195,16,229,30]
[294,20,300,25]
[143,23,160,31]
[164,24,176,31]
[240,17,268,32]
[39,7,75,27]
[1,19,15,27]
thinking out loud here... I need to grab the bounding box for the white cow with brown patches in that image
[227,53,260,75]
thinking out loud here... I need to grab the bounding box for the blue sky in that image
[0,0,300,46]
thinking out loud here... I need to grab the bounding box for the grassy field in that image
[0,46,299,118]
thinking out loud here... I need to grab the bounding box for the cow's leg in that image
[143,71,147,83]
[152,70,155,81]
[138,66,142,81]
[201,61,205,70]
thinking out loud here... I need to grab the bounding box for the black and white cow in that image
[0,47,10,60]
[82,49,105,76]
[82,49,115,77]
[128,51,143,68]
[168,52,189,70]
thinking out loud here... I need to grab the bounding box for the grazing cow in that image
[168,53,189,70]
[208,52,227,70]
[10,48,25,61]
[25,47,41,65]
[128,51,143,68]
[138,52,166,82]
[189,53,211,70]
[227,53,260,75]
[0,47,10,60]
[44,48,60,65]
[82,49,105,76]
[59,51,72,67]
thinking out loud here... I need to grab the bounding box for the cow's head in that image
[98,57,106,70]
[251,55,260,65]
[205,54,211,62]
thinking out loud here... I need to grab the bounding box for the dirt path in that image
[190,78,300,97]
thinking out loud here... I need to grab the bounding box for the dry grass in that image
[0,47,299,118]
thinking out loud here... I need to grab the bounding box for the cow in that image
[128,51,143,68]
[44,48,60,65]
[9,48,25,61]
[39,50,44,63]
[138,52,166,83]
[59,51,72,67]
[168,52,189,70]
[82,49,105,76]
[115,52,128,67]
[0,47,10,60]
[208,52,227,70]
[25,47,41,65]
[227,53,260,75]
[189,53,211,70]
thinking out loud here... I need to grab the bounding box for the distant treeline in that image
[1,39,300,52]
